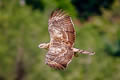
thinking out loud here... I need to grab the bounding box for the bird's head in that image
[38,43,49,49]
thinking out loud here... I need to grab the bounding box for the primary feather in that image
[45,9,75,70]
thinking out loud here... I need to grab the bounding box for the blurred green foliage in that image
[0,0,120,80]
[71,0,114,19]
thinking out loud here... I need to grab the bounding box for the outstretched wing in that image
[45,45,74,70]
[48,9,75,47]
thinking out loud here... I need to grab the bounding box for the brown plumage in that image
[45,9,75,70]
[38,9,95,70]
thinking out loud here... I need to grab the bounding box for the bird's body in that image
[39,9,95,70]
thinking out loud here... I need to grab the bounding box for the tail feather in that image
[46,61,66,70]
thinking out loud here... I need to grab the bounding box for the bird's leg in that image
[72,48,95,56]
[38,43,50,50]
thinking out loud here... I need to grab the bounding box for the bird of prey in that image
[38,9,95,70]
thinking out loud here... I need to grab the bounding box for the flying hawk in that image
[38,9,95,70]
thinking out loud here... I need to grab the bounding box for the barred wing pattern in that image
[45,9,75,70]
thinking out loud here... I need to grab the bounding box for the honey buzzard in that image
[38,9,95,70]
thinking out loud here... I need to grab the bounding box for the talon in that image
[74,53,79,57]
[89,52,95,55]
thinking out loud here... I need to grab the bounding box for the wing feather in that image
[46,45,74,70]
[46,9,75,70]
[48,9,75,47]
